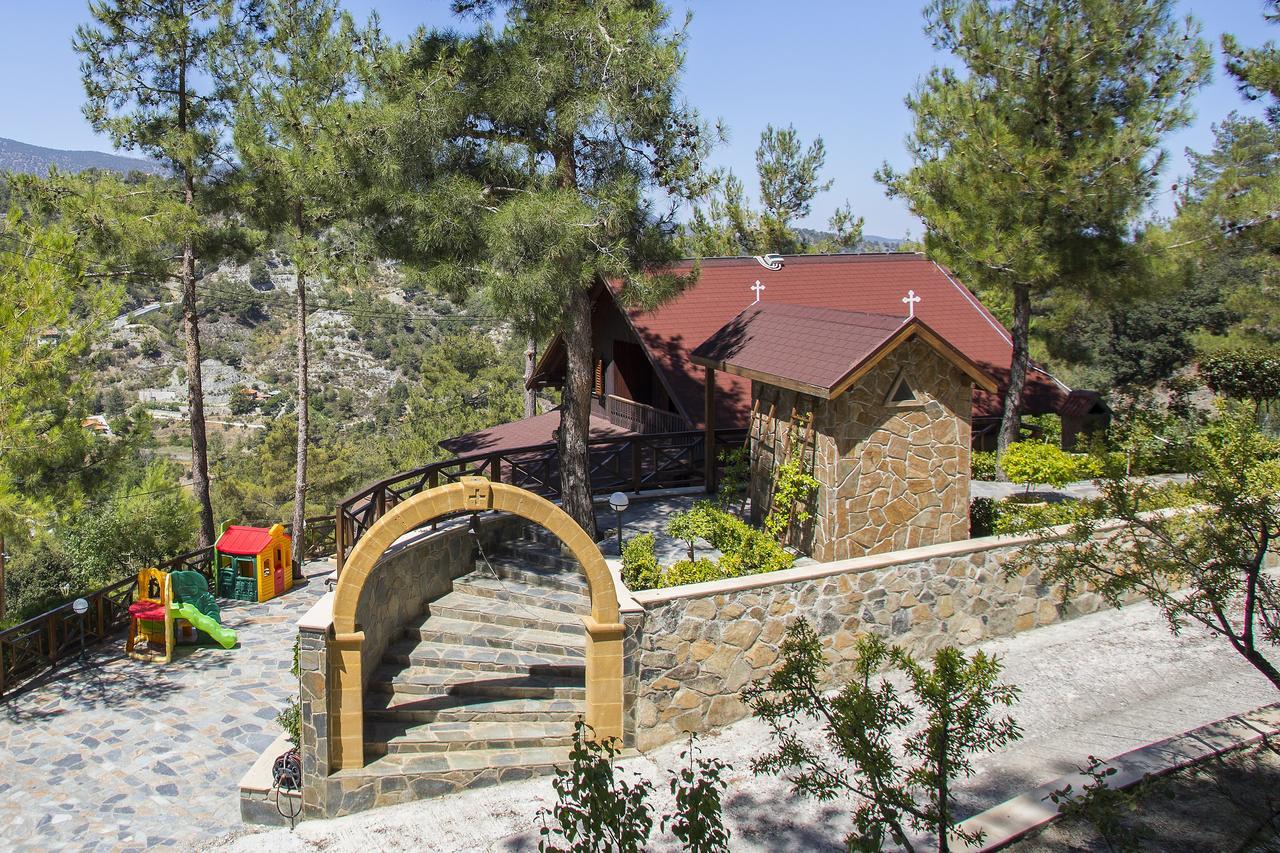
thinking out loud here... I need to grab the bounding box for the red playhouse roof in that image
[534,253,1077,428]
[216,525,275,556]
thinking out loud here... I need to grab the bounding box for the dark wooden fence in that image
[1,428,742,698]
[334,427,747,573]
[0,515,334,699]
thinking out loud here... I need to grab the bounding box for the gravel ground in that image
[211,596,1277,853]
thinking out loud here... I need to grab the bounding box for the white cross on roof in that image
[902,289,921,320]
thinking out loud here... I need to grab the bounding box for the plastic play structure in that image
[127,567,237,663]
[216,524,293,603]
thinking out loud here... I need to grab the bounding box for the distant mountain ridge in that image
[793,227,906,253]
[0,136,169,177]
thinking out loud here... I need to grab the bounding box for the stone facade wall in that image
[749,336,972,562]
[629,528,1117,751]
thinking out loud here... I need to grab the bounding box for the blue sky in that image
[1,1,1272,237]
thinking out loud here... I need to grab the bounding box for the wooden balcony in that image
[603,394,690,434]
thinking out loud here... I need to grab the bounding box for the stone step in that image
[365,692,583,724]
[365,719,576,756]
[360,745,572,778]
[480,557,588,595]
[428,591,584,636]
[452,574,590,616]
[382,638,584,676]
[369,667,585,701]
[410,617,584,657]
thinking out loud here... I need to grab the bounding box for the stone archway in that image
[328,476,625,771]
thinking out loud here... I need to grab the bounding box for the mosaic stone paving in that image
[0,562,330,852]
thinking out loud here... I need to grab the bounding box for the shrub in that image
[1000,441,1081,496]
[667,508,717,562]
[685,502,794,577]
[1199,348,1280,405]
[664,558,722,587]
[538,723,731,853]
[745,619,1021,851]
[715,447,749,513]
[971,450,998,481]
[969,497,998,537]
[621,533,661,591]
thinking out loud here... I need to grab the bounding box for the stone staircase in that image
[358,528,589,790]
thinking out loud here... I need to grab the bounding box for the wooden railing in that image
[0,514,334,699]
[604,395,691,434]
[334,427,748,573]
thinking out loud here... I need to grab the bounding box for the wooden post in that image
[704,367,717,494]
[334,510,346,576]
[0,533,6,621]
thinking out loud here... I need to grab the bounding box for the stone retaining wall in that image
[626,526,1121,751]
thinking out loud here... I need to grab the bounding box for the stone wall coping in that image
[627,515,1150,607]
[604,558,645,615]
[297,591,335,633]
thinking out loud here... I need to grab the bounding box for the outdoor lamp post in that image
[609,491,630,557]
[72,597,89,663]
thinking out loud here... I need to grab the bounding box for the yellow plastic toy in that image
[126,568,237,662]
[215,524,293,603]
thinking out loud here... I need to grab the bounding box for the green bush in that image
[971,451,998,481]
[763,457,820,544]
[969,497,998,538]
[664,558,722,587]
[621,533,661,591]
[1000,441,1081,495]
[620,504,795,592]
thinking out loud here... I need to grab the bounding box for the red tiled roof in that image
[216,525,274,556]
[691,304,997,397]
[599,254,1070,426]
[438,409,633,456]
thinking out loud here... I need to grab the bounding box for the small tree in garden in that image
[1012,407,1280,689]
[1199,348,1280,429]
[746,620,1021,853]
[538,722,730,853]
[1000,441,1084,499]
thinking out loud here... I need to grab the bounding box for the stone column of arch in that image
[327,476,625,771]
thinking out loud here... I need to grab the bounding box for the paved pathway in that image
[217,596,1279,852]
[0,562,329,852]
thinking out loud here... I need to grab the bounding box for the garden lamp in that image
[608,491,630,557]
[72,597,89,662]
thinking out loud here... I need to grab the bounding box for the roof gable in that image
[691,303,998,398]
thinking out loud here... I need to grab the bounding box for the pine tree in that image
[76,0,237,546]
[223,0,368,570]
[686,124,862,257]
[877,0,1210,458]
[366,0,717,536]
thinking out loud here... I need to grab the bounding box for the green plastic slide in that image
[171,602,237,649]
[168,570,237,649]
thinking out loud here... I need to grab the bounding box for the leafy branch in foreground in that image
[745,619,1020,853]
[1010,406,1280,690]
[538,722,730,853]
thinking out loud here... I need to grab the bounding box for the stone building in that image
[692,303,997,561]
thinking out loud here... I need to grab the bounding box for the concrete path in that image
[970,473,1190,503]
[0,562,329,852]
[215,596,1279,853]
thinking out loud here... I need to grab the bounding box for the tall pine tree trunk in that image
[996,283,1031,470]
[554,143,596,538]
[524,335,538,419]
[559,286,597,538]
[182,176,215,548]
[291,207,309,576]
